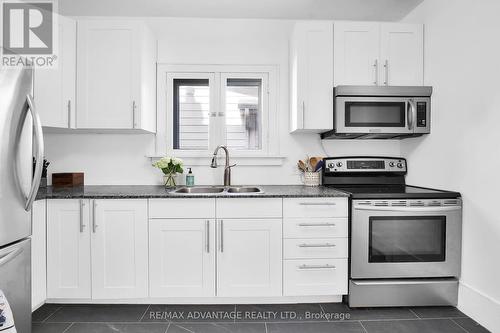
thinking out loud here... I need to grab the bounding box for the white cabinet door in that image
[334,22,380,86]
[380,23,424,86]
[34,16,76,128]
[290,21,333,132]
[31,200,46,309]
[91,199,148,299]
[76,20,141,129]
[47,199,91,299]
[149,219,215,297]
[217,219,282,297]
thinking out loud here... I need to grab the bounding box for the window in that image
[158,65,277,160]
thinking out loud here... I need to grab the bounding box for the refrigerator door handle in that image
[0,248,23,267]
[25,94,44,211]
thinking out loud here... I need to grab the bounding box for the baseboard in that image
[45,295,343,305]
[458,282,500,333]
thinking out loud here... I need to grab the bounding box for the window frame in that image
[156,64,279,161]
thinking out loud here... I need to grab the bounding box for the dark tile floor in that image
[32,303,490,333]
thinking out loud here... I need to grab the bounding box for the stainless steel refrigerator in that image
[0,67,44,333]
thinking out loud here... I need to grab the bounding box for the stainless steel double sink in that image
[170,186,263,195]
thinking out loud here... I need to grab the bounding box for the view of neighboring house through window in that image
[168,70,269,155]
[173,79,210,150]
[224,78,262,150]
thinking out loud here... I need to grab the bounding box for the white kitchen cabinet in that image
[76,20,156,132]
[31,200,46,310]
[91,199,148,299]
[290,21,334,133]
[217,219,282,297]
[47,199,91,299]
[34,16,76,129]
[334,21,423,86]
[380,23,424,85]
[334,22,380,86]
[149,219,216,297]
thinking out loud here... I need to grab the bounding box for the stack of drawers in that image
[283,197,348,296]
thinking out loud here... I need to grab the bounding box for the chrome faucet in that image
[210,145,236,186]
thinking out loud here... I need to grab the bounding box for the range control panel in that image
[324,157,407,173]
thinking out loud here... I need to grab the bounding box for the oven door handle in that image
[353,205,461,212]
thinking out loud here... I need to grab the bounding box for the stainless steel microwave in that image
[321,85,432,140]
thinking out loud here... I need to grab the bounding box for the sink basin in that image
[226,186,263,194]
[172,187,224,194]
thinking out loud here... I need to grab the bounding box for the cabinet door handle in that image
[384,60,389,85]
[297,223,336,227]
[373,59,378,85]
[298,243,336,248]
[132,101,137,128]
[219,220,224,252]
[205,220,210,253]
[79,199,85,232]
[299,202,336,206]
[92,200,97,233]
[302,101,305,128]
[67,100,71,128]
[298,264,336,270]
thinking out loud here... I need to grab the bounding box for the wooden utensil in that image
[309,156,319,171]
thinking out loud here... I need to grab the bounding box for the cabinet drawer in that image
[149,199,215,219]
[216,198,282,218]
[283,218,348,238]
[283,198,347,218]
[284,259,348,296]
[284,238,348,259]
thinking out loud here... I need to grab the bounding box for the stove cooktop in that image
[330,184,461,199]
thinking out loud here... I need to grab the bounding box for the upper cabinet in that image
[334,22,423,86]
[34,16,76,129]
[35,19,157,132]
[76,20,156,132]
[379,23,424,86]
[290,21,334,133]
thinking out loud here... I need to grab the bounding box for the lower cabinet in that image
[47,199,91,299]
[149,219,216,297]
[217,219,282,297]
[91,200,148,299]
[46,199,148,300]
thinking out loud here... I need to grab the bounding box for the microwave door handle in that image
[407,99,416,131]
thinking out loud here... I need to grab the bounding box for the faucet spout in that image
[210,145,235,186]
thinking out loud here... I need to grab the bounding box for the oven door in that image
[335,96,413,134]
[351,202,462,279]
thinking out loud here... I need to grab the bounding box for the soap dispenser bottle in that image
[186,168,195,187]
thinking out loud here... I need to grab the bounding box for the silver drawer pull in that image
[298,264,336,270]
[299,202,337,206]
[298,243,336,248]
[297,223,336,227]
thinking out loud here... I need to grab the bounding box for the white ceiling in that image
[59,0,424,21]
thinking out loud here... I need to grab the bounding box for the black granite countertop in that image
[35,185,350,200]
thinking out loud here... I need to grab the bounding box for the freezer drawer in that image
[0,239,31,333]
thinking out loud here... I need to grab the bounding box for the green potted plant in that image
[153,157,184,187]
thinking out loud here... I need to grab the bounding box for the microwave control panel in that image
[324,157,407,173]
[417,102,427,127]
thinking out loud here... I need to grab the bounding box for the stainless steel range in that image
[322,156,462,307]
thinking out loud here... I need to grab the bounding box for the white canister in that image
[303,171,320,187]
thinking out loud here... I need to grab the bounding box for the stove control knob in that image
[336,162,343,167]
[389,162,395,167]
[397,163,403,169]
[328,163,334,168]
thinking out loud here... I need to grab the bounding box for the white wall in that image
[402,1,500,331]
[45,17,401,185]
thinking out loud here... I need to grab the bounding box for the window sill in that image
[147,155,286,166]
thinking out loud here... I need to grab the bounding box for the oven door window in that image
[369,216,446,262]
[345,102,406,127]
